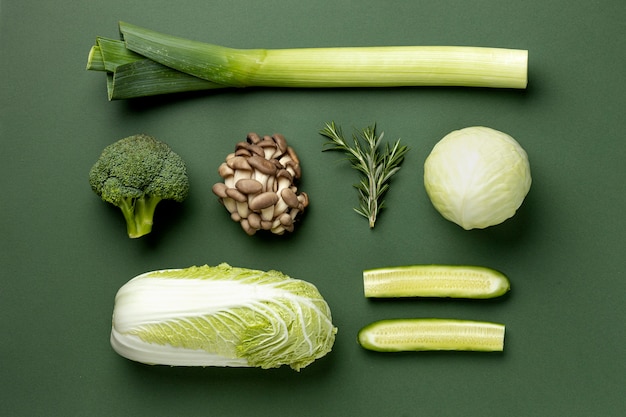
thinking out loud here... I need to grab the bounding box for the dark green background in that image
[1,1,624,416]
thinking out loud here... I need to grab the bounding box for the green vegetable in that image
[89,134,189,238]
[111,264,337,371]
[320,122,408,228]
[363,265,510,299]
[87,22,528,100]
[86,37,224,100]
[358,319,505,352]
[424,126,531,230]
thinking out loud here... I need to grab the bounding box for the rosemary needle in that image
[320,122,409,228]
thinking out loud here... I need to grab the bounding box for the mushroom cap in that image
[247,212,262,229]
[258,136,278,149]
[235,178,264,194]
[279,212,293,226]
[235,148,251,157]
[298,191,310,208]
[211,182,228,198]
[225,187,248,203]
[286,146,300,165]
[249,191,280,210]
[276,168,293,183]
[247,155,277,175]
[227,155,253,171]
[248,144,265,157]
[281,158,301,179]
[218,163,235,179]
[240,219,257,236]
[281,188,300,208]
[246,132,262,144]
[235,141,250,150]
[272,134,288,154]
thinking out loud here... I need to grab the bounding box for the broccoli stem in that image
[118,196,163,238]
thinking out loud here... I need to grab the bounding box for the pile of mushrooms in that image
[212,133,309,235]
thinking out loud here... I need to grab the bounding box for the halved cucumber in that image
[358,318,505,352]
[363,265,510,299]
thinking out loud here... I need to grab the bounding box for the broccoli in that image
[89,134,190,238]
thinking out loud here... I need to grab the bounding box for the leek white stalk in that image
[110,264,337,371]
[87,22,528,99]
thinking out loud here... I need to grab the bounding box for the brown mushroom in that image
[225,188,250,218]
[246,132,262,144]
[257,136,279,159]
[284,159,301,179]
[247,212,262,230]
[235,178,264,195]
[249,191,279,211]
[271,170,293,214]
[276,169,293,189]
[240,218,256,236]
[281,188,300,209]
[235,148,251,157]
[218,162,234,179]
[228,156,253,182]
[286,146,300,165]
[272,133,288,155]
[211,182,228,198]
[247,155,277,176]
[279,212,293,226]
[213,132,308,236]
[217,163,235,188]
[298,191,310,209]
[249,191,279,221]
[225,187,247,203]
[247,143,265,157]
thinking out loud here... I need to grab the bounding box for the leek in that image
[87,22,528,100]
[86,37,224,100]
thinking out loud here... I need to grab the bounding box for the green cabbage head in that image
[424,126,531,230]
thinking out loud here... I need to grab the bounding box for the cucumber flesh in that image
[363,265,510,299]
[358,318,505,352]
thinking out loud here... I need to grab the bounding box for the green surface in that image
[1,1,624,416]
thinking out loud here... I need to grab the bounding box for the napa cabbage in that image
[110,263,337,371]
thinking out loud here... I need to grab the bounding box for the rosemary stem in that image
[320,122,408,228]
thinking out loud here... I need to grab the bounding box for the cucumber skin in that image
[363,265,510,299]
[357,318,506,352]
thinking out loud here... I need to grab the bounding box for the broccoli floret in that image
[89,134,190,238]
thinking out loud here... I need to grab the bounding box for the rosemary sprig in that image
[320,122,409,228]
